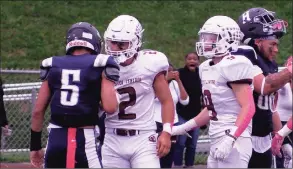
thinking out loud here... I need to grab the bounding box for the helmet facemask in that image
[105,35,142,64]
[195,16,243,59]
[254,11,287,37]
[196,30,242,59]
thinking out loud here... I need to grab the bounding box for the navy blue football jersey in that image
[40,54,114,127]
[232,45,278,136]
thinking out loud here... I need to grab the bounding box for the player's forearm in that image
[161,98,175,124]
[31,111,45,132]
[272,112,282,132]
[193,107,210,127]
[235,105,254,126]
[264,69,292,95]
[234,98,255,138]
[31,81,50,132]
[30,109,44,151]
[172,108,209,135]
[161,99,175,135]
[101,78,119,113]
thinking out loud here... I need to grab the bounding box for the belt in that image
[105,128,153,136]
[79,126,95,129]
[171,135,177,143]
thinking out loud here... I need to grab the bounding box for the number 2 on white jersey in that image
[60,69,80,106]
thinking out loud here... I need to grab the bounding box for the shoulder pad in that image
[219,55,254,83]
[94,54,119,70]
[199,59,212,68]
[40,57,53,81]
[232,45,258,65]
[94,54,110,67]
[199,59,212,79]
[94,54,120,82]
[41,57,53,68]
[142,50,169,73]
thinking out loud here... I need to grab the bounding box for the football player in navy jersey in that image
[30,22,120,168]
[235,7,292,168]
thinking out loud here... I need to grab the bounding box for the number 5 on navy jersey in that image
[60,69,80,106]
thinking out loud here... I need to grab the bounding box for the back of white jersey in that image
[105,50,169,130]
[199,55,254,138]
[276,83,292,121]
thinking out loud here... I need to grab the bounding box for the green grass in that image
[0,152,30,162]
[0,151,208,164]
[1,1,292,69]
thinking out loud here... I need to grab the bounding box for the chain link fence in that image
[0,69,210,164]
[0,69,50,162]
[0,67,286,164]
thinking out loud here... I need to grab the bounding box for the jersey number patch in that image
[117,87,137,120]
[257,94,275,111]
[60,69,80,106]
[203,90,218,121]
[143,51,157,55]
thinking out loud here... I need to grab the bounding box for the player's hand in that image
[171,125,191,138]
[211,134,235,161]
[30,149,44,168]
[271,133,284,158]
[1,125,12,136]
[173,71,180,82]
[157,131,171,158]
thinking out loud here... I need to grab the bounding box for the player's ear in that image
[254,39,262,47]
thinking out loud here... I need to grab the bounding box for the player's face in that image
[106,40,130,52]
[199,33,218,53]
[256,39,279,61]
[185,53,199,71]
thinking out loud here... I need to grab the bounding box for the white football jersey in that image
[276,83,292,122]
[199,54,254,138]
[105,50,169,130]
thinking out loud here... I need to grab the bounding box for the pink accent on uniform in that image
[287,117,292,130]
[66,128,77,169]
[287,65,292,74]
[234,86,255,138]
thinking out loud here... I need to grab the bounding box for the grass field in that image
[1,1,292,69]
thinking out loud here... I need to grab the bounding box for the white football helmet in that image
[104,15,144,64]
[196,15,244,59]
